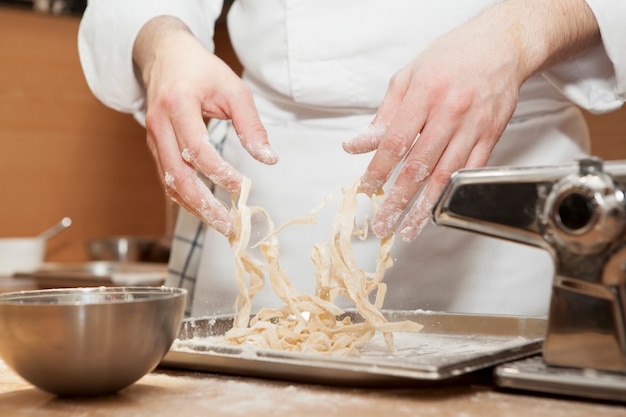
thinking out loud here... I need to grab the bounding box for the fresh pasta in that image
[224,177,422,356]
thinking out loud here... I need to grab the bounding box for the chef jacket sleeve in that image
[541,0,626,114]
[78,0,224,123]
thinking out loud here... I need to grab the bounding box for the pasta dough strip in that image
[225,177,422,356]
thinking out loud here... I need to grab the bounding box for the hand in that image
[343,0,600,242]
[133,17,278,237]
[345,13,520,242]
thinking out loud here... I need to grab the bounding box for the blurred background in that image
[0,1,624,263]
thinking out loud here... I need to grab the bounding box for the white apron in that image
[76,0,624,317]
[182,79,590,318]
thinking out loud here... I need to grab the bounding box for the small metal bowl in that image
[86,236,170,263]
[0,286,186,396]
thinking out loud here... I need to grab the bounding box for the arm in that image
[132,16,278,237]
[545,0,626,112]
[78,0,222,117]
[343,0,601,242]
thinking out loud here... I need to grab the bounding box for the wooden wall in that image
[0,8,165,262]
[0,6,625,263]
[585,110,626,157]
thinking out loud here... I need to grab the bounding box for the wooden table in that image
[0,359,624,417]
[0,276,37,294]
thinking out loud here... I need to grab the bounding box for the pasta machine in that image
[432,157,626,401]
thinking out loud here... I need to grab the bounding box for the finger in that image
[358,79,429,195]
[396,134,478,242]
[182,140,242,194]
[147,115,235,236]
[342,121,387,155]
[370,113,456,238]
[144,109,171,184]
[169,99,244,194]
[165,163,235,237]
[464,139,492,168]
[343,67,411,155]
[397,179,439,242]
[359,111,426,196]
[370,158,431,238]
[227,85,279,165]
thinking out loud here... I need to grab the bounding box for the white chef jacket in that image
[78,0,625,317]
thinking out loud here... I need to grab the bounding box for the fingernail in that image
[212,219,235,237]
[181,147,196,163]
[199,207,234,237]
[210,163,242,193]
[360,177,384,196]
[244,140,279,165]
[372,220,390,238]
[372,209,402,238]
[194,190,236,237]
[259,144,279,164]
[399,215,430,242]
[343,122,386,154]
[164,171,176,190]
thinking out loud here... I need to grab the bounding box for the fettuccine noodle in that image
[225,177,422,356]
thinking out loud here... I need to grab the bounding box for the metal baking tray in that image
[161,310,546,386]
[12,261,166,288]
[495,355,626,403]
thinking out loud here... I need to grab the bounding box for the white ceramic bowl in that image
[0,237,45,276]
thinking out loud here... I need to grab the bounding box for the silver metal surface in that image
[433,158,626,373]
[86,236,170,263]
[38,216,72,240]
[495,356,626,403]
[161,311,546,386]
[0,286,186,396]
[13,261,166,287]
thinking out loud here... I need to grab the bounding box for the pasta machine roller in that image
[432,157,626,373]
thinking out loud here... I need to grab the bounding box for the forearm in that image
[484,0,600,83]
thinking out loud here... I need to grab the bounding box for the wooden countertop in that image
[0,7,166,262]
[0,359,624,417]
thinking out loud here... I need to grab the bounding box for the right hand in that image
[343,0,600,243]
[133,16,278,237]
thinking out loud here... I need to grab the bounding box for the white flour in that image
[171,329,532,368]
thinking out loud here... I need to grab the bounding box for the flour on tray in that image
[219,177,422,357]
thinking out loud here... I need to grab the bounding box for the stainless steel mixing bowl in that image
[0,286,186,396]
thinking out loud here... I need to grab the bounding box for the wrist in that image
[488,0,600,82]
[133,16,192,87]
